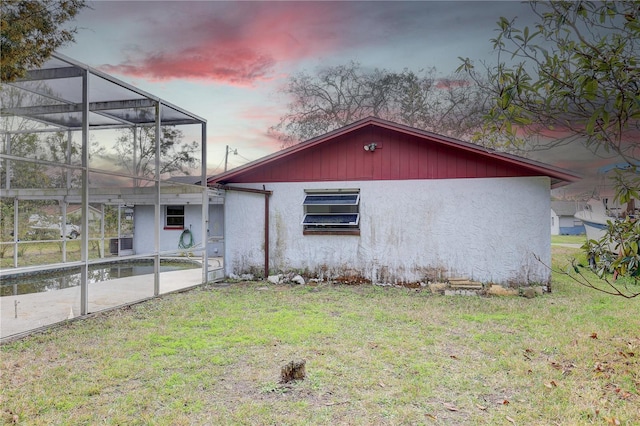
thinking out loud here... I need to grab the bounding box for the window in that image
[302,190,360,235]
[165,205,185,229]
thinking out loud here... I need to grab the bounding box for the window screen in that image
[302,190,360,231]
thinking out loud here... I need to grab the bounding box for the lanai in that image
[1,53,221,340]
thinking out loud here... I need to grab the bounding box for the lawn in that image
[1,246,638,425]
[0,240,107,269]
[551,234,588,245]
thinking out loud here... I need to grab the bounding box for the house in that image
[28,203,102,224]
[125,177,225,257]
[210,117,581,286]
[27,204,102,239]
[133,198,224,257]
[550,201,586,235]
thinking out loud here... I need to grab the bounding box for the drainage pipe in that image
[220,185,273,279]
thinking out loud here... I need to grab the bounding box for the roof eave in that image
[209,117,582,187]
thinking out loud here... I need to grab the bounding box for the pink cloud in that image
[101,47,276,86]
[96,2,357,86]
[239,104,283,123]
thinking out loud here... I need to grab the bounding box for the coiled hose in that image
[178,229,195,249]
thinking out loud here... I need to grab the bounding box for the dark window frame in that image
[165,205,185,229]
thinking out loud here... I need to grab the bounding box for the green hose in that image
[178,229,195,249]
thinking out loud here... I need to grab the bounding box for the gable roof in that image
[32,204,102,218]
[551,200,583,216]
[210,117,581,189]
[167,176,202,185]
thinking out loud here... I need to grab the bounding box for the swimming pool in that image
[1,259,200,296]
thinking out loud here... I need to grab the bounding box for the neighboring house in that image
[66,204,103,223]
[550,201,586,235]
[29,204,102,224]
[28,204,102,239]
[210,117,581,286]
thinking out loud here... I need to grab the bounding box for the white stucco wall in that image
[134,204,223,255]
[559,216,577,228]
[224,176,552,285]
[551,210,560,235]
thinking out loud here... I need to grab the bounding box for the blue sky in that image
[59,1,622,195]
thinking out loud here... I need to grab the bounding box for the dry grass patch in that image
[1,247,639,425]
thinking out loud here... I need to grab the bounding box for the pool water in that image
[1,260,199,296]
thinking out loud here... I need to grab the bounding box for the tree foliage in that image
[1,133,52,190]
[458,1,640,290]
[458,1,639,161]
[1,0,87,82]
[114,126,199,182]
[270,62,489,146]
[0,132,53,243]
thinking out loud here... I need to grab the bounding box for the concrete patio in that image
[1,261,223,340]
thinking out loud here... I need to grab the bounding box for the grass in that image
[551,234,587,245]
[1,246,639,425]
[0,240,108,269]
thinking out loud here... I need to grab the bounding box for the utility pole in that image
[224,145,237,172]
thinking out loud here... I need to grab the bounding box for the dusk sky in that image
[60,1,623,195]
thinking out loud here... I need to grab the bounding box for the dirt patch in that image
[333,275,371,285]
[395,281,423,289]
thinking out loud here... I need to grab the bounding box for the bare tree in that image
[113,126,199,183]
[270,62,489,147]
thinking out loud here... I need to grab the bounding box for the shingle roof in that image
[551,201,582,216]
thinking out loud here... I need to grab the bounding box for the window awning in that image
[302,213,360,226]
[303,194,360,206]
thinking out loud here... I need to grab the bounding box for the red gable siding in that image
[224,125,542,184]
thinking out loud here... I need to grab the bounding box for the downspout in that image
[264,189,269,279]
[219,185,272,279]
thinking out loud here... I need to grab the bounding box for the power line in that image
[235,153,253,163]
[224,145,253,171]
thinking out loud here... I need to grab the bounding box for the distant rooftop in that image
[551,200,583,216]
